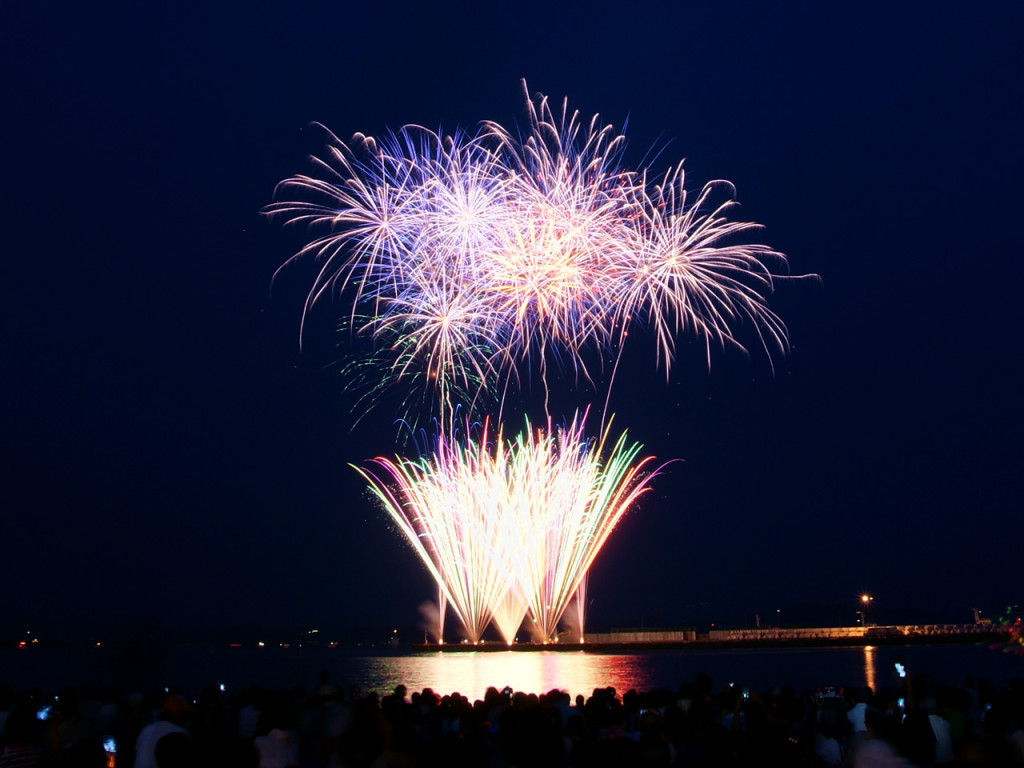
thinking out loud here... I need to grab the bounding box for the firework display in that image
[267,82,788,420]
[268,83,791,642]
[354,416,657,644]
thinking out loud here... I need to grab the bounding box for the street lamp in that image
[860,593,873,627]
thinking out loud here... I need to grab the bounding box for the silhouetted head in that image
[5,706,39,744]
[160,694,192,725]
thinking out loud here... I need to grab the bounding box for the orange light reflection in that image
[862,645,877,693]
[360,651,657,699]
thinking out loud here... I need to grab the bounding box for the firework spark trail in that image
[357,423,515,643]
[510,419,657,641]
[266,82,791,423]
[353,415,661,644]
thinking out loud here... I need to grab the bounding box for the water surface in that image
[3,642,1020,698]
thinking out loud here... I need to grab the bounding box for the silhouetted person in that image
[0,707,45,768]
[134,696,191,768]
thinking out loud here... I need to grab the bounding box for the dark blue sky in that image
[3,2,1022,641]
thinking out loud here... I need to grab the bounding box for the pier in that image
[413,623,1005,652]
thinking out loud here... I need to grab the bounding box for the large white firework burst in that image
[266,81,789,421]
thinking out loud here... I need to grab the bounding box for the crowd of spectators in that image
[0,669,1022,767]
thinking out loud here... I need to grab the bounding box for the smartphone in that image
[742,688,750,701]
[36,705,52,721]
[894,660,906,678]
[897,697,905,712]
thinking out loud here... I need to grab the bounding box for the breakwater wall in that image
[707,624,994,642]
[583,630,697,644]
[412,623,1002,652]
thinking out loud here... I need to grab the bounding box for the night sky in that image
[3,2,1022,643]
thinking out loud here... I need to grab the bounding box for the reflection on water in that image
[357,651,657,699]
[3,643,1019,698]
[342,644,1022,700]
[862,645,877,692]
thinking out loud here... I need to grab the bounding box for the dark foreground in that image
[2,663,1022,768]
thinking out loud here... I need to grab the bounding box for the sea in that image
[3,641,1022,699]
